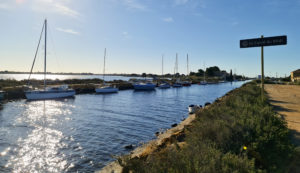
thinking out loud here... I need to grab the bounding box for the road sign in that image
[240,35,287,48]
[240,35,287,100]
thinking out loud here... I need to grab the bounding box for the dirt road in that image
[265,84,300,145]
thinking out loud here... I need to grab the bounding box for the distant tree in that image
[196,69,204,76]
[206,66,220,76]
[189,72,196,76]
[165,73,172,77]
[142,73,147,79]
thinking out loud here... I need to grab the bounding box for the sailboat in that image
[25,19,75,100]
[182,54,191,86]
[159,54,171,89]
[95,48,119,93]
[172,53,182,87]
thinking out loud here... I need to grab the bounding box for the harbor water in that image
[0,81,246,172]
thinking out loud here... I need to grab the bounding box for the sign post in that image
[240,35,287,100]
[261,35,264,99]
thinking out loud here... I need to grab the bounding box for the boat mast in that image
[103,48,106,84]
[44,19,47,90]
[203,62,206,82]
[187,54,189,76]
[176,53,178,81]
[162,54,164,77]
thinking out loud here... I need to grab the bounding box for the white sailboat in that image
[25,19,75,100]
[159,54,170,89]
[95,48,119,93]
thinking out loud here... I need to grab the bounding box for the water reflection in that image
[5,100,76,172]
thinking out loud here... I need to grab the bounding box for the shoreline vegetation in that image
[100,81,299,173]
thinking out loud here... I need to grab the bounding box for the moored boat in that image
[95,48,119,94]
[25,85,75,100]
[96,86,118,93]
[25,19,75,100]
[159,83,171,89]
[172,82,182,87]
[133,82,156,90]
[199,81,207,85]
[182,81,191,86]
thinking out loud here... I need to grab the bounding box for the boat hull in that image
[95,87,119,93]
[25,90,75,100]
[133,84,156,90]
[159,84,171,89]
[172,83,182,87]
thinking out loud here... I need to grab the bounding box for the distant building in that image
[291,69,300,82]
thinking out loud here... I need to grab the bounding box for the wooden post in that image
[261,35,264,100]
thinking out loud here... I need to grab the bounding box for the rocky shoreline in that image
[98,113,197,173]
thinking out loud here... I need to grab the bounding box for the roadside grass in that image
[120,82,296,173]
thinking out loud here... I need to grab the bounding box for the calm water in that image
[0,82,246,172]
[0,74,147,81]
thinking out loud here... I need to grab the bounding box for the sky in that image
[0,0,300,77]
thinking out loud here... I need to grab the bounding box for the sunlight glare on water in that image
[5,100,76,173]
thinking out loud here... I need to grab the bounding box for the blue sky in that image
[0,0,299,77]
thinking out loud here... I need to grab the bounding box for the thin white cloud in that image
[32,0,80,18]
[123,0,147,11]
[56,27,79,35]
[162,17,174,23]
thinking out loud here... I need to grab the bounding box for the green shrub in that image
[121,82,294,173]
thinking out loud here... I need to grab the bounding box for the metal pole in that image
[261,35,264,100]
[44,19,47,90]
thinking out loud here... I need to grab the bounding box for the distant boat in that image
[182,81,191,86]
[25,19,75,100]
[172,53,182,88]
[133,82,156,90]
[182,54,191,87]
[0,91,4,100]
[159,83,171,89]
[199,81,207,85]
[159,54,170,89]
[95,48,119,93]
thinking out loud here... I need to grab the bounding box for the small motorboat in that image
[133,82,156,90]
